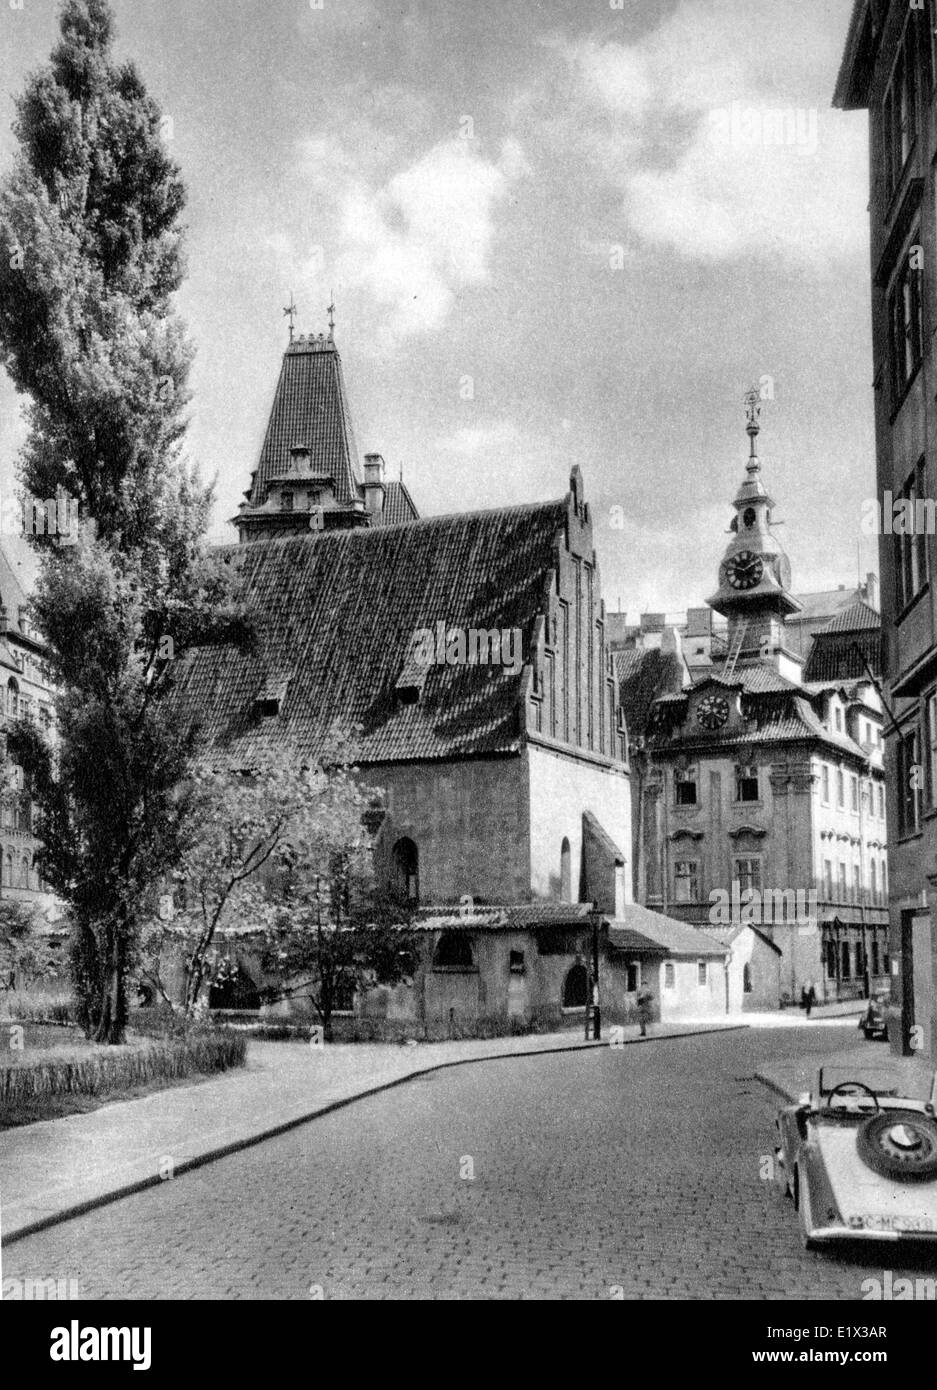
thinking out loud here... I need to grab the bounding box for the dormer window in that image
[281,491,294,512]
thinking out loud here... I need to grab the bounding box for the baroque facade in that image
[635,403,889,1007]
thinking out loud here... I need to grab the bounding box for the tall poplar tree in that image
[0,0,231,1041]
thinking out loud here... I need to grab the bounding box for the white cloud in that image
[289,97,526,345]
[432,417,564,510]
[529,0,866,268]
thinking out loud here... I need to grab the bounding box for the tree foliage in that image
[0,1,242,1041]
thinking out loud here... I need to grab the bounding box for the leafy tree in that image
[0,1,242,1041]
[140,742,416,1038]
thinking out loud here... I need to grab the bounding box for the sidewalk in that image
[756,1044,933,1105]
[1,1018,744,1244]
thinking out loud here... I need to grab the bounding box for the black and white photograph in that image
[0,0,935,1347]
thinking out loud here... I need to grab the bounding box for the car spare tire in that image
[857,1111,937,1182]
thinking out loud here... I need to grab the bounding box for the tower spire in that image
[744,385,761,472]
[283,292,297,344]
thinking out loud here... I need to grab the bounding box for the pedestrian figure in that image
[801,981,816,1018]
[636,987,654,1037]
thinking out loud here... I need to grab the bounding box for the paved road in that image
[6,1025,937,1299]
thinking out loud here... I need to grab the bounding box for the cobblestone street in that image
[7,1025,937,1300]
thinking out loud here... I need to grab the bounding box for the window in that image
[280,490,294,511]
[836,769,845,808]
[878,783,886,820]
[882,858,889,897]
[838,862,847,900]
[391,837,419,903]
[433,931,474,970]
[560,837,571,901]
[309,490,321,506]
[673,859,699,904]
[823,859,833,898]
[821,765,830,804]
[834,706,843,733]
[841,942,851,979]
[663,962,675,990]
[872,940,880,976]
[674,767,697,806]
[6,679,18,718]
[928,693,937,809]
[850,775,859,813]
[897,725,923,835]
[893,457,929,610]
[733,857,761,894]
[853,865,861,902]
[509,950,525,975]
[871,858,878,902]
[735,764,759,802]
[625,962,640,993]
[883,10,929,198]
[743,962,753,994]
[697,961,708,987]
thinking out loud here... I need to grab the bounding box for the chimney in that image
[864,571,879,611]
[363,453,385,518]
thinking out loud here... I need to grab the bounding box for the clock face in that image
[697,694,730,730]
[724,550,764,591]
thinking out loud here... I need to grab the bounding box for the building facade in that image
[640,404,889,1007]
[835,0,937,1057]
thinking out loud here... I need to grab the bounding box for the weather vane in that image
[283,292,297,343]
[744,385,761,457]
[327,291,336,339]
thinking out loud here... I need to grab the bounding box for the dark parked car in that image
[859,995,889,1041]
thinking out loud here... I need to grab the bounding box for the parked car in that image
[774,1065,937,1248]
[858,994,889,1041]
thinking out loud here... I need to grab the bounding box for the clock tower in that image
[707,389,802,679]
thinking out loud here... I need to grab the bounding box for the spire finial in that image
[327,291,336,339]
[744,385,761,471]
[283,292,297,343]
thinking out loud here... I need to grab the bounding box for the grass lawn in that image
[0,1021,246,1129]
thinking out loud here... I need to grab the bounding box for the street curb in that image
[3,1022,747,1245]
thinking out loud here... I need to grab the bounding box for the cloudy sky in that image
[0,0,872,619]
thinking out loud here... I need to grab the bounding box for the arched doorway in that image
[392,837,419,903]
[563,961,588,1009]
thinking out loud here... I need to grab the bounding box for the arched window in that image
[563,962,588,1008]
[432,931,474,970]
[743,962,753,994]
[6,678,18,718]
[3,849,12,887]
[841,941,851,979]
[20,853,29,888]
[560,837,571,901]
[392,837,419,903]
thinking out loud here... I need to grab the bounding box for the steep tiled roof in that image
[803,601,882,682]
[706,923,783,954]
[607,904,727,957]
[614,648,684,738]
[379,480,419,526]
[250,336,362,507]
[173,498,569,766]
[822,599,880,634]
[788,587,862,622]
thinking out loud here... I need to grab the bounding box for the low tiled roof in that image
[173,497,569,766]
[414,902,594,932]
[607,904,727,957]
[789,587,861,623]
[803,600,882,682]
[705,923,783,954]
[250,336,362,508]
[822,599,880,634]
